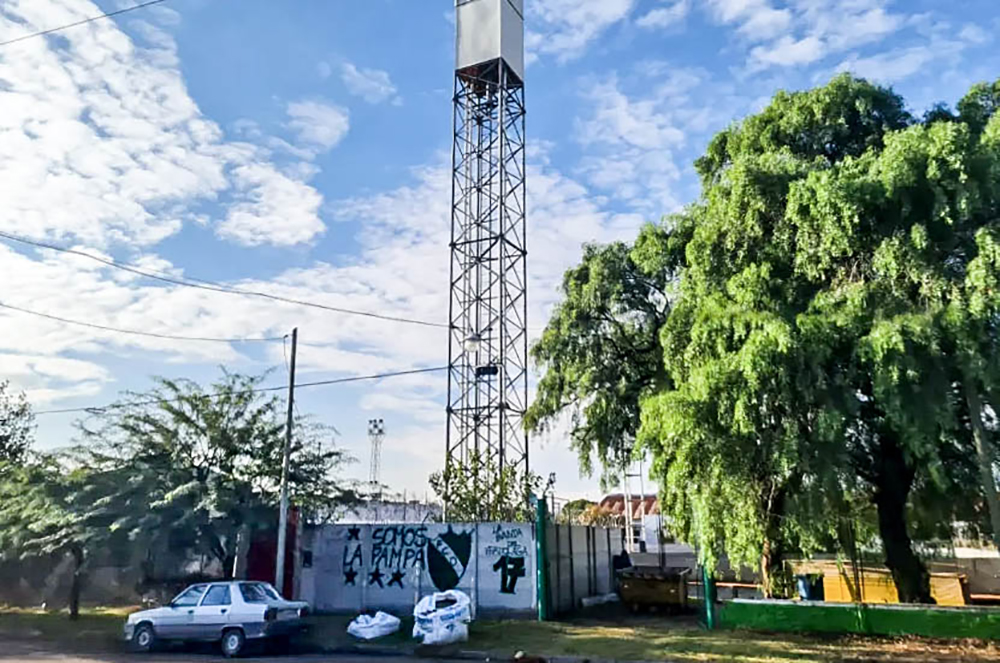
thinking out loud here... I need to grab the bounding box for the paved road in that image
[0,641,432,663]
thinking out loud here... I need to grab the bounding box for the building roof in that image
[599,494,660,518]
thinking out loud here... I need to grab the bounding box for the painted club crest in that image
[427,526,472,591]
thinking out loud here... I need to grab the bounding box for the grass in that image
[0,606,127,652]
[3,607,1000,662]
[466,617,1000,663]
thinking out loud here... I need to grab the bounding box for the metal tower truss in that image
[368,418,385,497]
[446,58,528,519]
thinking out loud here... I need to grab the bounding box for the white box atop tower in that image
[456,0,525,82]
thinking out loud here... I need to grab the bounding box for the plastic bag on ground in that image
[347,611,401,640]
[412,589,472,645]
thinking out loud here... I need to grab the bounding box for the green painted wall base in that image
[718,600,1000,640]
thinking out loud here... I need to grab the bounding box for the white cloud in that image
[571,67,740,212]
[706,0,791,40]
[0,0,330,249]
[218,162,325,247]
[636,0,689,30]
[705,0,907,72]
[340,62,401,105]
[750,35,825,68]
[835,36,968,84]
[958,24,990,46]
[576,75,686,151]
[527,0,636,62]
[285,100,351,152]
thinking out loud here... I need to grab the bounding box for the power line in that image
[32,366,449,416]
[0,231,448,329]
[0,301,286,344]
[0,0,168,48]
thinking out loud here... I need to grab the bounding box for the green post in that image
[535,495,551,621]
[703,566,717,630]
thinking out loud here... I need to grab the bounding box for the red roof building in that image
[599,494,660,520]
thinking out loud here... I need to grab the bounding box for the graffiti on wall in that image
[484,524,527,594]
[427,526,473,591]
[343,527,363,586]
[339,524,476,592]
[370,526,427,588]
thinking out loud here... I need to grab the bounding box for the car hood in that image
[126,606,174,623]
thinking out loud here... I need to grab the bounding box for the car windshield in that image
[171,584,208,607]
[238,582,280,603]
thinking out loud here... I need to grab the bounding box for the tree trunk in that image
[964,374,1000,554]
[759,489,788,598]
[69,546,84,621]
[231,524,251,580]
[760,537,784,599]
[871,432,932,604]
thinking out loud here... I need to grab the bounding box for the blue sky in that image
[1,0,998,502]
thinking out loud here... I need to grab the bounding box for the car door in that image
[159,584,208,639]
[191,584,233,640]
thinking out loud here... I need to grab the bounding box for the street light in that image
[464,332,483,354]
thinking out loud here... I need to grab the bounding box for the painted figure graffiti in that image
[492,555,526,594]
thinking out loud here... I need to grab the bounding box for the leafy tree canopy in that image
[0,379,33,466]
[0,371,357,615]
[526,223,685,487]
[636,74,1000,600]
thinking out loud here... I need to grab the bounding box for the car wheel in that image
[132,623,156,653]
[221,628,245,658]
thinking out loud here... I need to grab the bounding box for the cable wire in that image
[0,0,168,48]
[32,366,449,416]
[0,231,448,329]
[0,301,286,344]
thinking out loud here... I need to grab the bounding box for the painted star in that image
[347,527,361,541]
[344,569,357,586]
[388,570,405,588]
[369,568,384,588]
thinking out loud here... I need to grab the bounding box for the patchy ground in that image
[2,608,999,662]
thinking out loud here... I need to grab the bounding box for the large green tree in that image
[0,371,357,616]
[74,371,357,574]
[636,75,1000,601]
[525,74,1000,602]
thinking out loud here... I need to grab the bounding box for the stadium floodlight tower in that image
[445,0,528,521]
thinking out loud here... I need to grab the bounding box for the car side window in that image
[172,584,208,607]
[238,583,270,603]
[201,585,231,607]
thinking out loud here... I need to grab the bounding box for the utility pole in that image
[275,327,298,595]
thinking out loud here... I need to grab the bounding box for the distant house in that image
[598,493,663,552]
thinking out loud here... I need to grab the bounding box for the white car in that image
[124,581,309,657]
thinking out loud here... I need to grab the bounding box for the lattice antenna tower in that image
[445,0,529,520]
[368,418,385,499]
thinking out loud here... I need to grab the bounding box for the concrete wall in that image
[546,524,619,615]
[299,522,535,615]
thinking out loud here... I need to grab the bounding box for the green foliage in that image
[429,452,542,522]
[0,380,33,466]
[525,223,680,487]
[0,370,357,612]
[72,371,357,567]
[592,73,1000,600]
